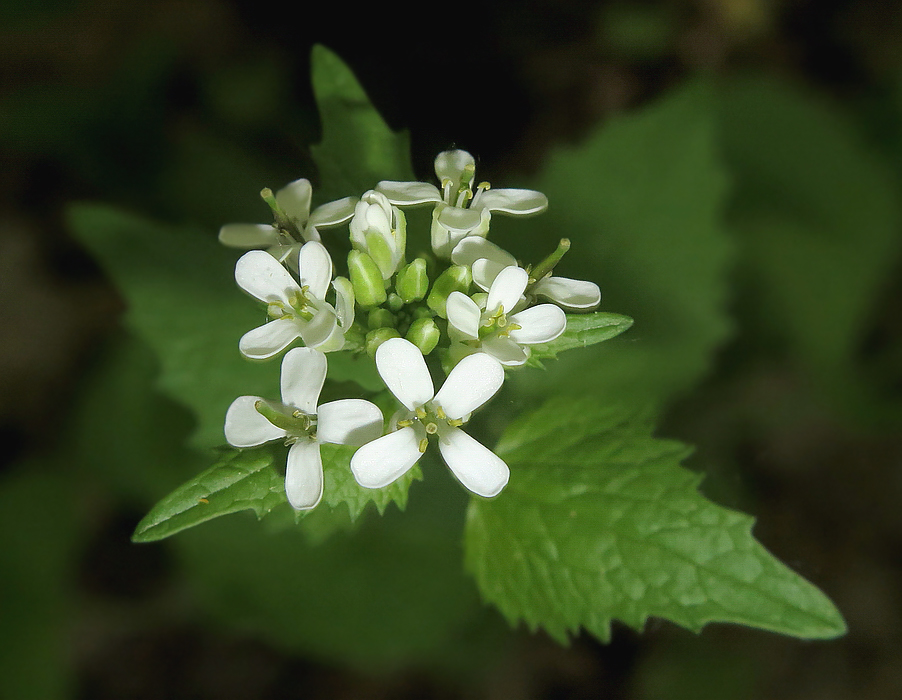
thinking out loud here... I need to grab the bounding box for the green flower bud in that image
[348,250,387,308]
[368,308,396,330]
[396,258,430,303]
[387,292,404,312]
[412,306,434,320]
[365,231,396,280]
[365,327,402,357]
[405,317,441,355]
[426,264,472,318]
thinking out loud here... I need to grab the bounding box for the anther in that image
[418,438,429,453]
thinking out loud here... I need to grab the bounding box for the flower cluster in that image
[221,150,601,510]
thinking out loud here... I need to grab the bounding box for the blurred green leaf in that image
[719,77,902,397]
[511,81,733,405]
[310,44,414,201]
[175,472,502,672]
[530,311,634,364]
[67,203,277,450]
[465,397,847,642]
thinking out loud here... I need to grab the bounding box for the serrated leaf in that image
[67,203,278,450]
[509,82,733,405]
[319,444,422,520]
[310,44,414,200]
[133,448,284,542]
[465,397,846,642]
[530,311,634,362]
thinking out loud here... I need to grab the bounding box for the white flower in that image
[235,242,352,359]
[225,348,384,510]
[446,266,567,366]
[376,150,548,258]
[451,237,601,310]
[349,190,406,279]
[219,178,356,269]
[350,338,509,498]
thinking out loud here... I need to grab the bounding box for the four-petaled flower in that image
[351,338,509,498]
[219,178,356,270]
[235,241,353,359]
[225,348,383,510]
[446,266,567,366]
[377,149,548,258]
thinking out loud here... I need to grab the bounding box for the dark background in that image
[2,0,902,698]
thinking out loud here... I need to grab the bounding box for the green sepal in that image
[426,264,472,318]
[366,327,402,357]
[396,258,430,303]
[348,249,387,308]
[367,308,396,330]
[364,231,396,279]
[405,317,441,355]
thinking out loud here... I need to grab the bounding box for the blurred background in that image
[2,0,902,698]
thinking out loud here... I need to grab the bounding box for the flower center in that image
[441,177,491,210]
[477,304,521,341]
[396,403,465,453]
[254,400,317,442]
[267,285,316,322]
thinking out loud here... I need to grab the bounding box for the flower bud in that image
[368,308,396,330]
[348,250,387,308]
[349,190,406,279]
[395,258,429,303]
[405,317,441,355]
[365,327,402,357]
[387,292,404,312]
[427,264,472,318]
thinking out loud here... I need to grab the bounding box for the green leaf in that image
[719,77,902,398]
[530,311,634,363]
[465,397,847,642]
[133,443,422,542]
[132,447,284,542]
[509,81,733,405]
[319,444,422,520]
[67,203,278,450]
[173,472,505,672]
[310,45,414,200]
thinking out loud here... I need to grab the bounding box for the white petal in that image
[434,149,476,189]
[317,399,383,446]
[438,428,509,498]
[471,258,513,292]
[375,338,434,411]
[375,180,442,205]
[224,395,286,447]
[308,196,357,228]
[472,188,548,216]
[219,223,279,249]
[285,439,323,510]
[487,265,528,315]
[235,250,301,304]
[298,305,339,349]
[275,178,312,225]
[297,241,333,300]
[508,304,567,344]
[350,427,422,489]
[482,336,529,366]
[445,292,481,339]
[331,277,355,329]
[239,318,301,359]
[451,237,517,269]
[533,276,601,309]
[279,347,326,412]
[437,205,484,233]
[433,352,504,419]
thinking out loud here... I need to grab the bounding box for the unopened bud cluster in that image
[219,149,602,511]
